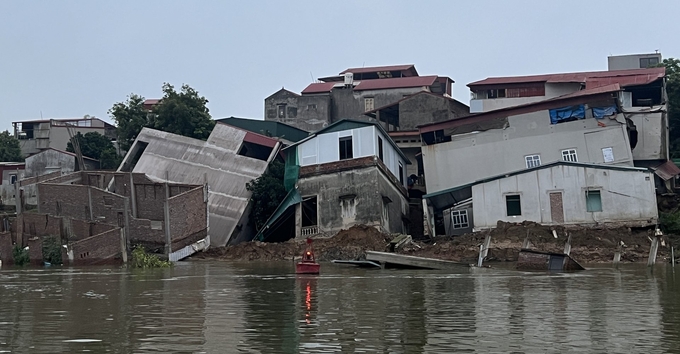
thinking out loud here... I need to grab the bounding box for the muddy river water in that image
[0,261,679,353]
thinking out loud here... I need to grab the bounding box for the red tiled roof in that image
[144,99,160,105]
[468,67,665,88]
[354,75,438,91]
[340,64,416,75]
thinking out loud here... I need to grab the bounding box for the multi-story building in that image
[12,117,116,157]
[264,65,455,132]
[255,120,410,242]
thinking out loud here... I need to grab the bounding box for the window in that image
[382,199,390,226]
[287,106,297,118]
[561,149,578,162]
[339,137,353,160]
[506,195,522,216]
[277,105,286,118]
[364,97,374,112]
[525,154,541,168]
[10,174,17,185]
[340,195,357,219]
[451,210,469,229]
[307,104,317,110]
[640,57,659,68]
[585,190,602,212]
[487,89,506,98]
[378,137,384,161]
[398,162,404,185]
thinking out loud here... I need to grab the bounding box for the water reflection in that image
[0,263,679,353]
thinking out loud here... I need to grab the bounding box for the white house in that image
[256,119,411,242]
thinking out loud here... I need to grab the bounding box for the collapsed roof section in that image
[118,123,282,246]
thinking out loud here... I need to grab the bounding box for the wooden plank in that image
[366,251,469,270]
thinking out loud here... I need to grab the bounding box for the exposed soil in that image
[195,222,676,264]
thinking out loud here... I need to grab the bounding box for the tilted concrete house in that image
[118,123,282,246]
[256,120,410,242]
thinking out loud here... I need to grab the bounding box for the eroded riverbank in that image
[195,222,677,264]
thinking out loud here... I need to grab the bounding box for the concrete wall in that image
[298,126,408,187]
[265,90,333,132]
[470,96,546,113]
[331,87,424,123]
[627,109,667,161]
[471,164,658,229]
[544,83,582,98]
[423,111,634,194]
[296,165,408,235]
[608,53,662,70]
[398,94,469,130]
[25,149,76,177]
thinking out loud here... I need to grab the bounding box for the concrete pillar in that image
[648,236,660,266]
[163,172,171,257]
[129,173,137,218]
[14,181,21,215]
[119,228,127,264]
[563,234,572,256]
[87,185,93,221]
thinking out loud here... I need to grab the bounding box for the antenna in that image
[310,72,314,83]
[40,111,43,119]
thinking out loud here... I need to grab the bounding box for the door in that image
[549,192,564,224]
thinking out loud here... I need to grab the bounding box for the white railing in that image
[301,226,319,237]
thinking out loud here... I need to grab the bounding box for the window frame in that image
[585,190,603,212]
[364,97,375,112]
[398,161,404,185]
[525,154,541,168]
[640,57,659,68]
[506,194,522,216]
[378,136,384,161]
[451,209,469,229]
[339,136,353,160]
[10,174,17,185]
[277,104,286,118]
[561,149,578,162]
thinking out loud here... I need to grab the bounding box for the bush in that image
[660,211,680,235]
[42,236,63,265]
[130,246,172,268]
[12,245,29,266]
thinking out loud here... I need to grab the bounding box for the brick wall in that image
[169,186,207,248]
[66,218,117,242]
[135,184,165,220]
[0,232,13,264]
[21,213,62,237]
[68,228,122,265]
[38,183,127,225]
[18,171,62,187]
[27,237,43,265]
[128,218,165,251]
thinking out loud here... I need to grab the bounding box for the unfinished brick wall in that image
[128,218,165,251]
[135,184,165,220]
[27,237,43,265]
[68,228,122,265]
[21,213,62,237]
[18,171,61,187]
[89,188,125,224]
[169,186,207,247]
[0,232,13,264]
[67,219,117,242]
[38,183,127,225]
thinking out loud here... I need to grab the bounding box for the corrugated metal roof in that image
[216,117,309,143]
[301,82,337,94]
[354,76,438,91]
[651,160,680,181]
[125,124,280,246]
[340,64,416,75]
[468,67,665,88]
[419,84,621,133]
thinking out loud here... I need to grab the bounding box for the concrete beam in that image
[366,251,469,270]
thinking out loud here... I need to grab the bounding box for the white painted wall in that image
[469,96,545,113]
[544,83,582,98]
[471,164,657,229]
[627,109,667,160]
[423,111,634,194]
[608,54,661,70]
[298,126,407,187]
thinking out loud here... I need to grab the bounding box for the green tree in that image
[0,130,24,162]
[67,132,121,170]
[660,58,680,157]
[109,94,148,152]
[246,161,287,231]
[151,83,215,140]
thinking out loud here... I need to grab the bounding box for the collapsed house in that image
[0,171,208,265]
[118,122,282,246]
[256,119,410,242]
[419,66,674,236]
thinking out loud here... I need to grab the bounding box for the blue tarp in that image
[549,105,585,124]
[592,105,618,118]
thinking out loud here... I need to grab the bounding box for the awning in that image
[254,189,301,242]
[651,160,680,181]
[423,185,473,211]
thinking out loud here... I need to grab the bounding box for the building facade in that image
[264,65,455,132]
[12,117,116,157]
[256,120,411,242]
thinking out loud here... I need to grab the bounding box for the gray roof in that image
[123,124,280,246]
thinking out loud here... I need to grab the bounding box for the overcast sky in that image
[1,0,679,131]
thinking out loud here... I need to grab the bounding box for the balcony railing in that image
[301,226,319,237]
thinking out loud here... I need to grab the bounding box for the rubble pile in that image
[197,222,671,264]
